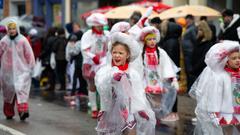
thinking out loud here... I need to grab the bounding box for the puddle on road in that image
[31,90,196,135]
[156,119,195,135]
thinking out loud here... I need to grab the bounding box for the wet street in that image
[0,90,196,135]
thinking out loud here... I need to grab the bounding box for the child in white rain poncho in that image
[189,41,240,135]
[95,32,156,135]
[81,13,110,118]
[138,26,179,122]
[0,18,35,121]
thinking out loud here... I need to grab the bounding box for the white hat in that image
[110,32,140,62]
[110,21,130,34]
[0,17,20,32]
[86,13,108,27]
[139,26,160,43]
[205,40,240,72]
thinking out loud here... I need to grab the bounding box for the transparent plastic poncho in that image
[189,41,240,135]
[0,31,35,104]
[141,48,178,119]
[95,65,156,135]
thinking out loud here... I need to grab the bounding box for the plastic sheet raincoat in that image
[95,32,156,135]
[189,41,240,135]
[0,18,35,104]
[136,26,179,119]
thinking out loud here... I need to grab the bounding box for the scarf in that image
[145,47,158,65]
[225,67,240,78]
[92,27,103,35]
[112,61,129,71]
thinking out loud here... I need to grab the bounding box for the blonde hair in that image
[160,20,168,39]
[7,22,17,29]
[144,33,157,42]
[197,21,212,42]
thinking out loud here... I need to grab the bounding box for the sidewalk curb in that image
[0,124,26,135]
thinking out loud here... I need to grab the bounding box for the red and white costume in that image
[189,40,240,134]
[81,13,110,114]
[95,32,156,135]
[137,26,179,119]
[0,18,35,118]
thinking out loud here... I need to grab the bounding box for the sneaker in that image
[91,110,98,119]
[161,113,179,122]
[19,112,29,121]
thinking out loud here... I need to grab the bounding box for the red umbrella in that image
[130,0,171,13]
[80,6,115,20]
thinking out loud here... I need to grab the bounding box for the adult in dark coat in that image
[190,21,213,85]
[159,20,182,121]
[52,28,68,90]
[40,27,57,92]
[218,9,240,42]
[182,14,197,90]
[70,22,88,96]
[159,21,182,67]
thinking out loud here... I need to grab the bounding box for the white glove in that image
[208,112,220,127]
[171,78,179,91]
[143,7,153,18]
[50,52,56,69]
[137,7,153,28]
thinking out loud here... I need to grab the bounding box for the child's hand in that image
[113,72,124,81]
[121,108,129,121]
[208,112,220,127]
[97,111,105,121]
[138,111,149,120]
[92,55,100,65]
[143,7,153,18]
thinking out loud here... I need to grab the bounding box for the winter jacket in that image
[160,22,182,67]
[218,14,240,42]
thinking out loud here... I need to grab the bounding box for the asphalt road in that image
[0,90,196,135]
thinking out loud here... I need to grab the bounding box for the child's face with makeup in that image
[227,51,240,69]
[145,34,157,48]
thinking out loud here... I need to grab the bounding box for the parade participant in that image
[81,13,109,118]
[0,17,35,121]
[138,26,179,122]
[189,41,240,134]
[95,32,156,135]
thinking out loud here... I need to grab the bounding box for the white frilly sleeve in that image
[80,30,95,59]
[128,69,152,112]
[159,48,179,79]
[95,65,118,111]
